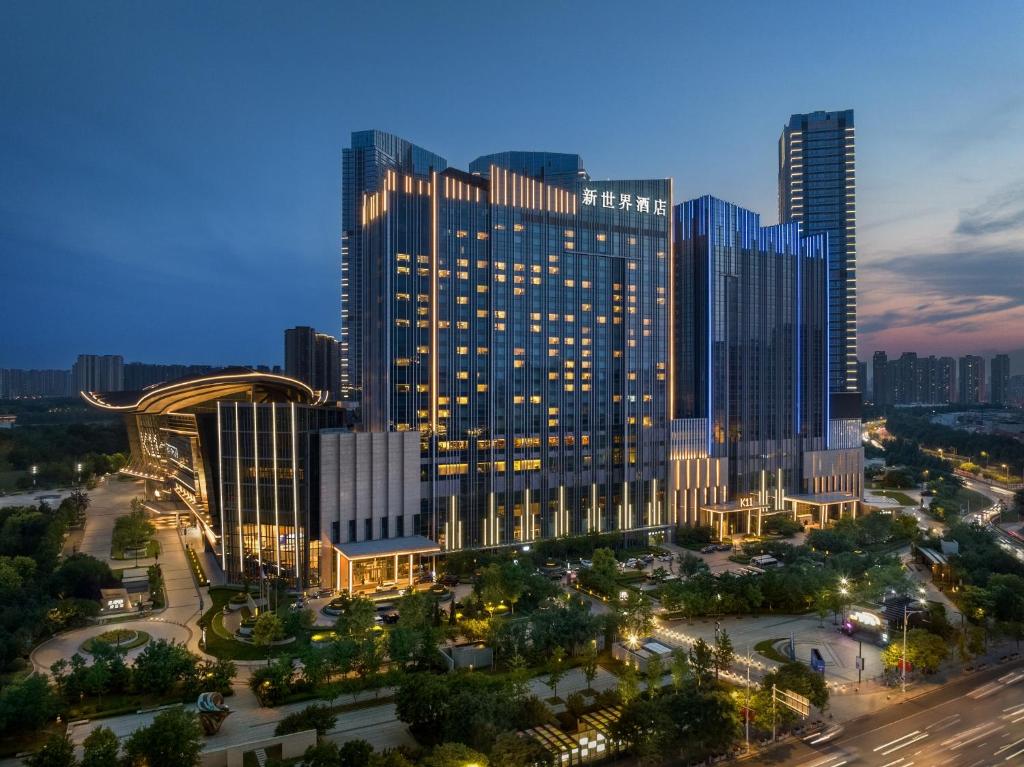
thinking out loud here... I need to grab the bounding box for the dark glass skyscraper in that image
[673,196,829,497]
[468,151,589,190]
[779,110,857,393]
[284,325,341,402]
[991,354,1010,406]
[341,131,447,403]
[358,151,672,549]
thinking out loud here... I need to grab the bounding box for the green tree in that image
[713,628,735,679]
[25,732,76,767]
[132,639,195,694]
[301,741,341,767]
[335,596,377,641]
[762,661,829,710]
[122,708,202,767]
[50,553,115,600]
[546,647,567,700]
[0,673,59,732]
[688,638,714,689]
[644,653,664,697]
[338,739,375,767]
[581,641,599,691]
[620,591,653,641]
[881,628,949,674]
[275,703,337,738]
[81,726,120,767]
[394,672,449,742]
[618,663,640,705]
[420,743,488,767]
[248,657,294,706]
[670,648,690,691]
[489,731,550,767]
[252,612,285,663]
[611,696,673,766]
[586,547,619,596]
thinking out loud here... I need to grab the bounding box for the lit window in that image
[456,320,469,329]
[596,233,607,242]
[514,223,525,232]
[456,346,468,355]
[395,292,410,301]
[456,296,468,304]
[564,279,575,288]
[456,371,469,380]
[530,395,542,404]
[564,229,574,238]
[456,230,468,238]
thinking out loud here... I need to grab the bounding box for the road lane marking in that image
[879,758,906,767]
[927,714,961,732]
[881,733,929,755]
[875,731,923,752]
[995,736,1024,755]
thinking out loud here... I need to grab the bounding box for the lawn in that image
[873,490,917,506]
[201,587,308,661]
[754,638,790,664]
[81,629,151,653]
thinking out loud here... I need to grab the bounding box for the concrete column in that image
[408,553,414,588]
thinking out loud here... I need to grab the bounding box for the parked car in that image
[716,543,732,552]
[382,612,400,625]
[700,545,717,554]
[440,574,460,586]
[579,558,593,568]
[642,554,655,564]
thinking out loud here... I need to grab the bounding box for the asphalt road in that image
[746,659,1024,767]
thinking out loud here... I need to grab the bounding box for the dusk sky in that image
[2,1,1022,370]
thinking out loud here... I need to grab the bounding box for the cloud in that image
[955,181,1024,236]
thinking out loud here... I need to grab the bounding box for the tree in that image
[81,726,120,767]
[620,591,653,641]
[394,672,449,742]
[111,506,154,556]
[338,739,375,767]
[132,639,194,694]
[713,628,735,679]
[586,547,619,596]
[670,649,689,691]
[762,661,830,710]
[611,696,673,765]
[420,743,488,767]
[275,703,337,738]
[688,638,714,689]
[644,653,664,697]
[248,657,294,706]
[0,673,59,732]
[252,612,285,662]
[618,663,640,705]
[581,641,599,691]
[50,553,116,600]
[183,657,236,698]
[122,708,202,767]
[25,733,76,767]
[881,628,949,675]
[301,742,341,767]
[546,647,567,700]
[335,596,377,641]
[489,731,550,767]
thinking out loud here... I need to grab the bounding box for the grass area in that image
[754,638,790,664]
[64,691,175,721]
[201,587,306,661]
[872,490,917,506]
[949,487,993,513]
[81,629,151,653]
[0,469,27,492]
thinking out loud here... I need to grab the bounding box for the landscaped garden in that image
[81,628,150,653]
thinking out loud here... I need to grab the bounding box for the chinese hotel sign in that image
[580,188,668,216]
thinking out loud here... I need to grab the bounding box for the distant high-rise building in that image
[872,351,889,405]
[991,354,1010,406]
[0,368,73,398]
[857,360,867,396]
[284,326,341,402]
[779,109,857,393]
[73,354,123,393]
[895,352,918,404]
[958,355,985,404]
[934,356,956,404]
[123,363,214,390]
[1007,375,1024,409]
[341,130,447,405]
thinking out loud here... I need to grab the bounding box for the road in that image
[746,659,1024,767]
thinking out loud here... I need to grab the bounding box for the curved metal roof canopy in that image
[81,368,327,414]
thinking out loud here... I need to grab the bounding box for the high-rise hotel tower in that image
[355,152,673,550]
[779,110,857,393]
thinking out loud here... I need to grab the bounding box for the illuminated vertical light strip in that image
[430,171,439,435]
[217,403,226,570]
[234,402,244,577]
[253,404,263,576]
[706,201,714,456]
[524,488,531,541]
[558,485,565,536]
[668,179,674,421]
[272,403,281,575]
[290,403,301,591]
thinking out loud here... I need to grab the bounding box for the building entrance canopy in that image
[332,535,441,595]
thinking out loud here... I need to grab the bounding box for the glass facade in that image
[468,151,588,190]
[341,131,447,403]
[358,155,672,550]
[217,401,345,588]
[674,196,829,495]
[779,110,856,393]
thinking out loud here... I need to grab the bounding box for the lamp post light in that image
[30,465,38,488]
[75,462,83,487]
[901,595,928,695]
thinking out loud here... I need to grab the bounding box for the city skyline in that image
[2,2,1023,370]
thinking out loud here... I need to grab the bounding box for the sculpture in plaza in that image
[196,691,232,734]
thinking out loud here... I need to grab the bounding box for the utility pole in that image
[745,644,750,751]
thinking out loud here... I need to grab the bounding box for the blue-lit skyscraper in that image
[779,110,857,393]
[341,131,447,403]
[669,196,862,537]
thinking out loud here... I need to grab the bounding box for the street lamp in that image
[900,595,928,694]
[75,462,83,487]
[30,465,38,488]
